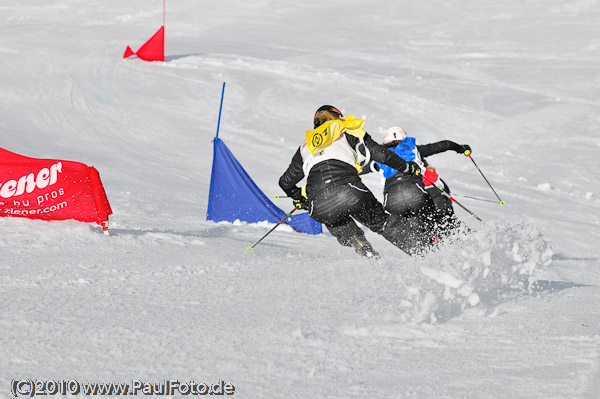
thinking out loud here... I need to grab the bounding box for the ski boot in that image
[349,235,380,259]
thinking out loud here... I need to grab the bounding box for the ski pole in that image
[454,193,501,204]
[247,207,298,251]
[464,150,505,205]
[273,195,289,200]
[422,175,483,222]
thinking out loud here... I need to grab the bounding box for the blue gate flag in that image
[207,138,322,235]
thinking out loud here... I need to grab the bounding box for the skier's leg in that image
[309,186,379,257]
[383,175,432,217]
[426,185,460,238]
[384,177,436,241]
[382,214,434,255]
[326,221,379,258]
[325,219,363,247]
[342,182,433,255]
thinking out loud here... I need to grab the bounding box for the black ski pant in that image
[384,174,459,239]
[424,185,460,237]
[307,181,429,255]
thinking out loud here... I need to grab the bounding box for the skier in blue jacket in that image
[376,126,471,240]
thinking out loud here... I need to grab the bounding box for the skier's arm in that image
[361,133,408,171]
[358,160,380,175]
[418,140,468,157]
[278,147,305,200]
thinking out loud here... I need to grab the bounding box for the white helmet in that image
[383,126,407,144]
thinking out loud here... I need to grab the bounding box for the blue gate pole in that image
[215,82,226,140]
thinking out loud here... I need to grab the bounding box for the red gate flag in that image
[123,26,165,62]
[0,148,112,232]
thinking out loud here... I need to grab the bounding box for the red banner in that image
[0,148,112,231]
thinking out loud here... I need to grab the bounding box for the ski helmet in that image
[313,105,343,129]
[383,126,407,144]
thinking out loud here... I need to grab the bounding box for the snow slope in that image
[1,0,599,398]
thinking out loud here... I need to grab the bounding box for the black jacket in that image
[279,132,408,200]
[364,140,464,175]
[417,140,463,158]
[383,140,463,191]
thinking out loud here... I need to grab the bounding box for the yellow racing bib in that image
[305,116,366,155]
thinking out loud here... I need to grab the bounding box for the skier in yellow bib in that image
[279,105,431,257]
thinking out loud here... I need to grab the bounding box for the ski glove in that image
[456,144,471,155]
[403,161,421,176]
[293,197,309,210]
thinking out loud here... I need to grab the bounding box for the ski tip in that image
[499,201,506,206]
